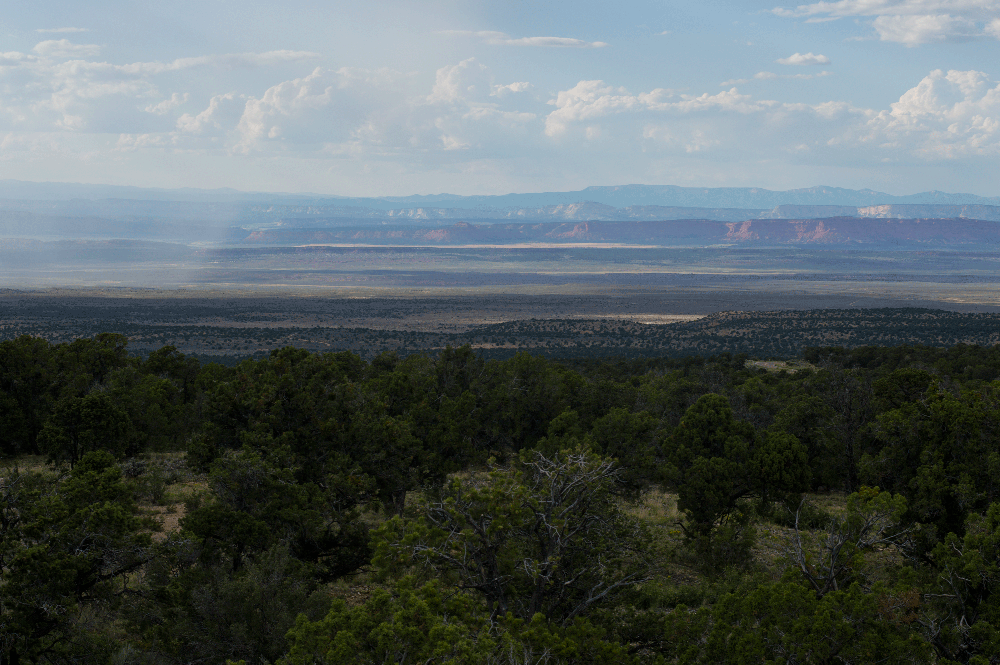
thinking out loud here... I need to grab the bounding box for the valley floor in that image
[2,289,999,361]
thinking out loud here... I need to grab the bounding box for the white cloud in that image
[5,37,994,192]
[1,46,542,159]
[776,52,831,65]
[176,93,237,133]
[228,59,540,159]
[0,52,30,67]
[440,134,471,150]
[491,81,532,97]
[427,58,492,104]
[144,92,189,115]
[873,13,982,44]
[234,66,414,153]
[36,27,90,34]
[0,45,321,135]
[33,39,101,59]
[442,30,607,48]
[544,81,643,136]
[773,0,1000,45]
[862,68,1000,156]
[544,80,783,137]
[773,0,1000,19]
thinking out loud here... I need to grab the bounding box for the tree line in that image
[1,334,1000,663]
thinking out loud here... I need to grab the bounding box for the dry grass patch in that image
[144,503,186,542]
[746,359,816,373]
[806,491,849,517]
[1,454,56,476]
[162,478,209,504]
[625,487,681,528]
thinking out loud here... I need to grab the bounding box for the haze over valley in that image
[2,180,999,363]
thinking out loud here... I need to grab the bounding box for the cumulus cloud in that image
[862,68,1000,156]
[5,36,995,188]
[33,39,101,58]
[441,30,607,48]
[176,93,238,133]
[872,13,982,45]
[776,52,831,65]
[543,81,791,137]
[0,45,322,136]
[427,58,493,104]
[773,0,1000,45]
[234,66,417,153]
[536,75,917,167]
[144,93,189,115]
[422,60,537,151]
[1,45,542,159]
[491,81,532,97]
[229,59,538,157]
[544,81,645,136]
[0,52,30,66]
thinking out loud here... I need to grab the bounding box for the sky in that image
[1,0,1000,197]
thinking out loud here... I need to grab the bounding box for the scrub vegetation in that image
[2,333,1000,663]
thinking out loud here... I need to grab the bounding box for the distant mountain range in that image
[1,179,998,210]
[3,180,1000,249]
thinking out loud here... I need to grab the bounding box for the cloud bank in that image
[1,34,998,194]
[773,0,1000,45]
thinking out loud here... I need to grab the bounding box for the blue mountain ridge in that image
[1,180,997,209]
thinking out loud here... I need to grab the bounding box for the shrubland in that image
[1,334,1000,663]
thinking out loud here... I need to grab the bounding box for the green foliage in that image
[7,336,1000,663]
[752,428,810,504]
[109,365,186,453]
[136,545,329,665]
[535,408,588,453]
[923,503,1000,662]
[863,382,1000,542]
[0,335,56,456]
[695,511,759,577]
[183,447,371,578]
[589,407,660,493]
[375,449,651,625]
[790,487,909,597]
[476,352,579,453]
[281,579,494,665]
[691,581,932,664]
[197,347,448,512]
[37,392,132,467]
[0,451,151,664]
[669,395,810,543]
[772,394,839,489]
[282,578,636,665]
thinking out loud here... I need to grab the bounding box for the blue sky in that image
[2,0,999,196]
